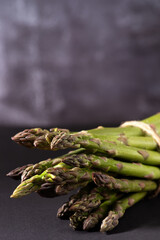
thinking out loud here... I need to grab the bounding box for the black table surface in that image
[1,127,160,240]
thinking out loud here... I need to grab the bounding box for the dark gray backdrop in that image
[0,0,160,127]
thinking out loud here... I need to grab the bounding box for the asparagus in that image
[12,129,160,151]
[83,193,120,231]
[21,148,84,181]
[92,172,157,192]
[57,183,94,219]
[69,188,105,213]
[7,164,32,180]
[11,113,160,151]
[21,158,62,182]
[63,153,160,179]
[8,113,160,234]
[69,211,89,230]
[57,202,71,219]
[10,162,70,198]
[12,128,160,166]
[11,128,71,149]
[46,167,93,186]
[149,180,160,198]
[52,135,160,166]
[100,135,158,150]
[78,139,160,166]
[11,154,156,200]
[69,186,116,214]
[100,192,147,232]
[10,166,94,198]
[69,190,118,230]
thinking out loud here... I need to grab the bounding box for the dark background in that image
[1,1,160,239]
[0,0,160,127]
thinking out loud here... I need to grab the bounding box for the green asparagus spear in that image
[92,172,157,192]
[12,128,160,166]
[11,113,160,150]
[10,166,94,198]
[49,134,160,166]
[100,192,147,232]
[10,162,70,198]
[83,193,120,231]
[69,189,104,213]
[21,158,62,182]
[21,149,84,181]
[69,190,118,230]
[63,153,160,179]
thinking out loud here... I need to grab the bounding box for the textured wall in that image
[0,0,160,126]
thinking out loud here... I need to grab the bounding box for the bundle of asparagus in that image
[7,113,160,232]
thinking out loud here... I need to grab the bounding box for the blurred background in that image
[0,0,160,128]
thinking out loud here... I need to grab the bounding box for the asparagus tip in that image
[6,172,12,177]
[11,132,23,142]
[10,194,15,198]
[100,211,119,232]
[83,219,93,231]
[11,136,16,141]
[10,175,41,198]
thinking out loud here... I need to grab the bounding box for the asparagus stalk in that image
[92,173,157,192]
[69,186,116,214]
[9,136,158,181]
[10,166,94,198]
[13,128,160,155]
[57,183,94,219]
[51,135,160,166]
[83,193,120,231]
[47,167,93,186]
[63,153,160,179]
[12,127,160,166]
[21,149,84,181]
[69,190,118,230]
[11,113,160,150]
[21,158,62,182]
[100,136,158,150]
[69,188,105,213]
[79,139,160,166]
[10,162,70,198]
[100,192,147,232]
